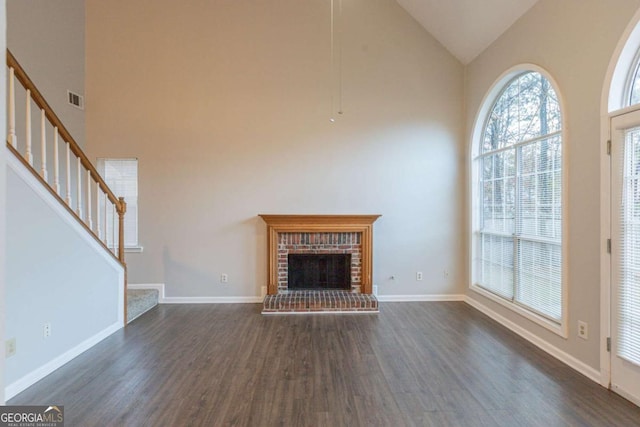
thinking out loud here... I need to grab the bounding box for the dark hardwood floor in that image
[9,302,640,426]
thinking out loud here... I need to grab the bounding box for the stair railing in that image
[6,50,127,264]
[6,50,129,321]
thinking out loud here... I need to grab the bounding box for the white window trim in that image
[469,63,569,339]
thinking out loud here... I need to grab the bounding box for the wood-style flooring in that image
[9,302,640,426]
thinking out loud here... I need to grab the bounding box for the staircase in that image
[127,289,159,323]
[7,49,159,328]
[6,49,128,320]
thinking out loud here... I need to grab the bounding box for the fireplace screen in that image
[288,254,351,290]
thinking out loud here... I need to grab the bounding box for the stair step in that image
[127,289,159,323]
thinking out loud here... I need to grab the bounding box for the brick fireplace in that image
[279,232,362,292]
[258,215,381,295]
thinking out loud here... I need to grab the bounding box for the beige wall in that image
[86,0,465,298]
[465,0,640,371]
[7,0,85,146]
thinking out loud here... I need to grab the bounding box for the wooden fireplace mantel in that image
[259,214,381,295]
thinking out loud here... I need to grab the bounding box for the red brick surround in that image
[278,232,362,292]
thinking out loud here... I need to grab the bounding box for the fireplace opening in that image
[288,254,351,290]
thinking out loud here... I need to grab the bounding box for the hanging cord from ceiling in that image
[330,0,343,123]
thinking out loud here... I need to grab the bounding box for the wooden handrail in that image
[6,49,122,209]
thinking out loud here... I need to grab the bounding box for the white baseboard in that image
[376,294,465,302]
[5,322,122,400]
[128,283,166,303]
[464,295,601,384]
[163,296,263,304]
[160,294,464,304]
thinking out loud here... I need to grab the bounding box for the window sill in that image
[125,246,144,253]
[469,284,568,339]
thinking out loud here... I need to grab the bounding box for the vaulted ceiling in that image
[396,0,539,64]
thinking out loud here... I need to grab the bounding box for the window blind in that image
[98,158,139,248]
[618,126,640,366]
[476,71,563,323]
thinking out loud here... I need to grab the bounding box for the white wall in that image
[0,0,8,406]
[85,0,465,298]
[7,0,85,146]
[5,157,123,399]
[465,0,640,372]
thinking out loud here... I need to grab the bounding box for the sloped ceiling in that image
[396,0,539,64]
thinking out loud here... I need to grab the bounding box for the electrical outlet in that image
[416,272,423,281]
[6,338,16,358]
[578,321,588,340]
[220,274,228,283]
[43,322,52,338]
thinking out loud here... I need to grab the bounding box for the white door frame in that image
[600,6,640,390]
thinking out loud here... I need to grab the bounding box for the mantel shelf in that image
[258,214,381,229]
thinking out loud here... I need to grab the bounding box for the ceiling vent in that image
[67,90,84,110]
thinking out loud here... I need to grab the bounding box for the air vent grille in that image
[67,90,84,110]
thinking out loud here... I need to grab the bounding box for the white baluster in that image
[87,171,93,230]
[8,67,16,148]
[112,203,117,252]
[53,129,60,194]
[25,90,33,165]
[77,160,83,219]
[103,193,108,244]
[40,109,47,180]
[96,187,102,240]
[65,142,72,205]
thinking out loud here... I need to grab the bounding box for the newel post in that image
[117,197,127,263]
[117,196,127,325]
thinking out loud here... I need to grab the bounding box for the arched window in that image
[472,70,564,326]
[627,53,640,105]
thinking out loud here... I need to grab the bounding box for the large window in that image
[473,70,563,326]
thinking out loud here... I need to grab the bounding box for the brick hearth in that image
[259,215,381,314]
[262,290,379,314]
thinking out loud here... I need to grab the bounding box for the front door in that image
[611,110,640,406]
